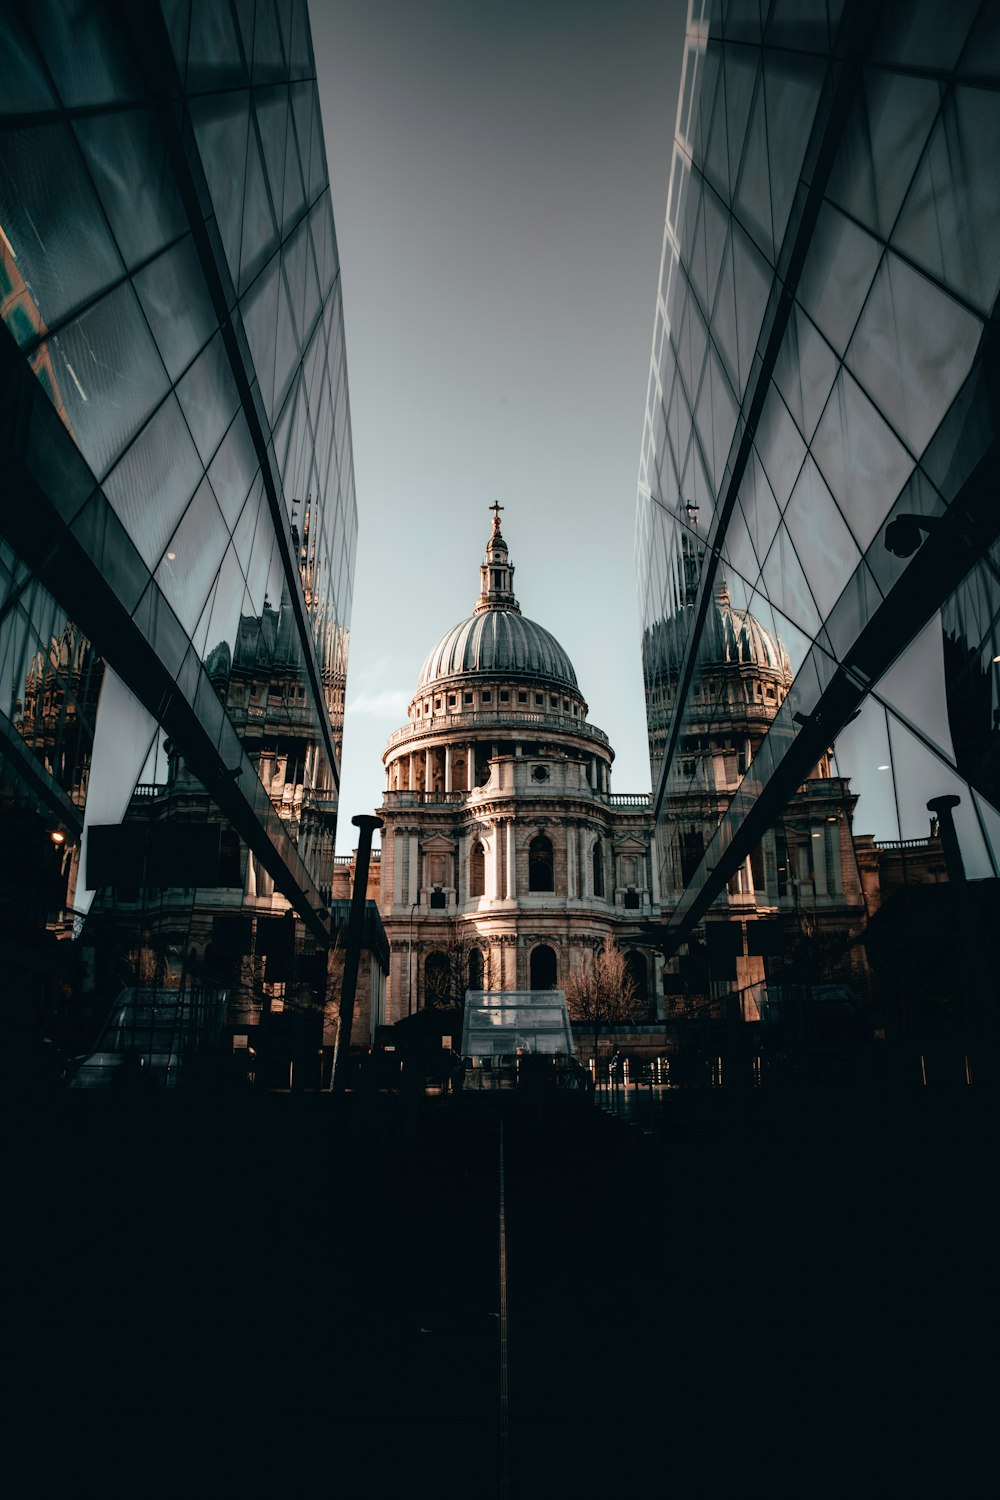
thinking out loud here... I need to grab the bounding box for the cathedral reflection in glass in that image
[0,0,359,1085]
[637,1,1000,956]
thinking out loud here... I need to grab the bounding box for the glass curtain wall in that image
[638,0,1000,934]
[0,0,356,1087]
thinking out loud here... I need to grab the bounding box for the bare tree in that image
[424,933,497,1011]
[566,934,644,1069]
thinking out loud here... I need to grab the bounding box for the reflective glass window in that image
[102,394,203,570]
[811,368,914,553]
[754,385,806,511]
[722,43,758,189]
[252,0,288,86]
[868,0,978,71]
[240,253,280,417]
[28,0,139,107]
[771,303,837,445]
[797,204,881,356]
[731,220,771,391]
[893,84,1000,318]
[761,52,824,251]
[208,410,260,529]
[132,236,219,384]
[0,8,56,112]
[155,479,230,636]
[239,127,279,292]
[189,92,251,291]
[760,520,823,636]
[781,455,860,616]
[48,280,169,481]
[733,74,774,263]
[876,613,956,762]
[177,330,241,467]
[74,109,188,272]
[186,0,249,93]
[847,251,982,458]
[0,123,122,345]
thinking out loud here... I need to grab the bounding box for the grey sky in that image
[311,0,688,850]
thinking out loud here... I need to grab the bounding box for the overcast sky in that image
[311,0,688,851]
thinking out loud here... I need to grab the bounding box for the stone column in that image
[579,826,589,897]
[566,822,576,898]
[591,756,598,791]
[468,744,475,791]
[408,752,415,791]
[650,835,662,907]
[393,826,404,906]
[444,744,452,793]
[424,747,432,795]
[408,833,420,905]
[493,824,504,900]
[506,819,516,902]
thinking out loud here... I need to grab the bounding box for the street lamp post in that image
[332,814,382,1092]
[408,900,418,1016]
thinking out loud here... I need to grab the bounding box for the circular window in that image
[531,765,549,782]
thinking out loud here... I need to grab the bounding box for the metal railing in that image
[874,836,939,850]
[384,709,611,751]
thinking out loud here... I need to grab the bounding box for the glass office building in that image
[0,0,359,1081]
[637,0,1000,967]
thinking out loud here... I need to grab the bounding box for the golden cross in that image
[490,499,504,533]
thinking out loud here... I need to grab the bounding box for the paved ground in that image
[8,1085,997,1495]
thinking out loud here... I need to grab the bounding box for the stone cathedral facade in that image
[373,510,866,1031]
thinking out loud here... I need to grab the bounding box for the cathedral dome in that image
[709,585,791,677]
[642,582,792,683]
[416,506,579,692]
[418,610,578,691]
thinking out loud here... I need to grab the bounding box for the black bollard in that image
[332,814,383,1092]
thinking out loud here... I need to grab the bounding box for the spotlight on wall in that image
[50,830,65,844]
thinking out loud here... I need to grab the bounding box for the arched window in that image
[424,951,449,1007]
[530,944,557,989]
[626,951,648,1010]
[469,840,486,898]
[681,828,704,885]
[592,839,604,897]
[528,834,554,892]
[468,948,484,991]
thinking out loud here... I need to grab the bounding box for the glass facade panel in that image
[74,109,188,272]
[132,236,219,384]
[0,122,123,344]
[1,0,360,1086]
[636,0,1000,977]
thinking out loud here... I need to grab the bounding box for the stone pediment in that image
[420,833,457,853]
[613,833,648,854]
